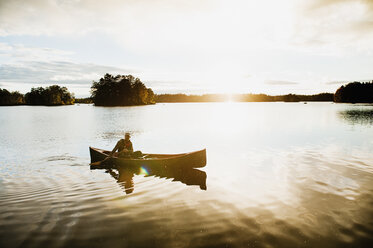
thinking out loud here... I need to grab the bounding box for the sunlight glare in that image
[225,94,234,102]
[139,166,149,176]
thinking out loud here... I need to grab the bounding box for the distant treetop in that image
[25,85,74,105]
[0,88,24,105]
[334,81,373,103]
[90,73,155,106]
[0,85,74,106]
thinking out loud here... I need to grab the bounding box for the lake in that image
[1,102,373,248]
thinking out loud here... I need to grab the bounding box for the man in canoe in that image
[111,132,133,158]
[90,132,134,166]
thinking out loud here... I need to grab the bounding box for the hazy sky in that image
[0,0,373,96]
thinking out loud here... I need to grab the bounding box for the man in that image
[111,132,134,157]
[90,132,134,166]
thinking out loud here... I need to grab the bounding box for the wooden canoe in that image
[89,147,207,169]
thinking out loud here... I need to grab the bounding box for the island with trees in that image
[90,74,155,106]
[0,85,74,106]
[25,85,74,105]
[334,81,373,103]
[0,88,24,105]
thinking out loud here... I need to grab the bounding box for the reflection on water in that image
[0,103,373,247]
[106,168,135,194]
[99,165,207,194]
[339,108,373,125]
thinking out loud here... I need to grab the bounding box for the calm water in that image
[1,102,373,248]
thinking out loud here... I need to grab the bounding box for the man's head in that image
[124,132,131,140]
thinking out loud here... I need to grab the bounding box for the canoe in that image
[89,147,207,169]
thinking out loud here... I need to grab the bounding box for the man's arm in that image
[111,141,119,155]
[128,141,134,152]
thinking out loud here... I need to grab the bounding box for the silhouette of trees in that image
[90,74,155,106]
[0,88,24,105]
[24,85,74,105]
[281,94,300,102]
[74,97,92,104]
[146,88,155,105]
[334,81,373,103]
[155,93,334,103]
[1,85,74,106]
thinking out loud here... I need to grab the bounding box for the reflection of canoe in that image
[101,165,207,194]
[141,165,207,190]
[89,147,207,169]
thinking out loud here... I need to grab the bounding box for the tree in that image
[334,81,373,103]
[25,85,74,105]
[146,88,155,104]
[90,74,155,106]
[0,88,25,105]
[1,89,23,105]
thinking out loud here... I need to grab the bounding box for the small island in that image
[0,85,74,106]
[334,81,373,103]
[0,89,24,106]
[91,73,155,106]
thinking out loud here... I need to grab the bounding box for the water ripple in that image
[1,103,373,247]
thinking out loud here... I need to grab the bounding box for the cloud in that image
[0,42,202,94]
[1,0,372,56]
[306,0,373,11]
[0,58,147,96]
[2,0,372,58]
[0,60,137,85]
[1,0,373,95]
[325,79,373,85]
[0,42,140,87]
[0,0,214,37]
[292,0,373,54]
[0,42,74,62]
[145,79,206,93]
[265,80,300,85]
[324,80,349,85]
[146,79,190,88]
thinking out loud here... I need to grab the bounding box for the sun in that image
[224,94,234,102]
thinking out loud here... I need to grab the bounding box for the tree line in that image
[155,93,334,103]
[0,89,24,105]
[1,78,372,106]
[334,81,373,103]
[0,85,74,106]
[155,81,372,103]
[0,74,155,106]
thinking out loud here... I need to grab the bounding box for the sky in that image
[0,0,373,97]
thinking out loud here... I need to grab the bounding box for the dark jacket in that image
[112,139,133,153]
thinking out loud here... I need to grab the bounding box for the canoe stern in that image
[89,147,108,163]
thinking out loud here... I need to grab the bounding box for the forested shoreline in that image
[1,80,372,106]
[155,93,334,103]
[0,85,74,106]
